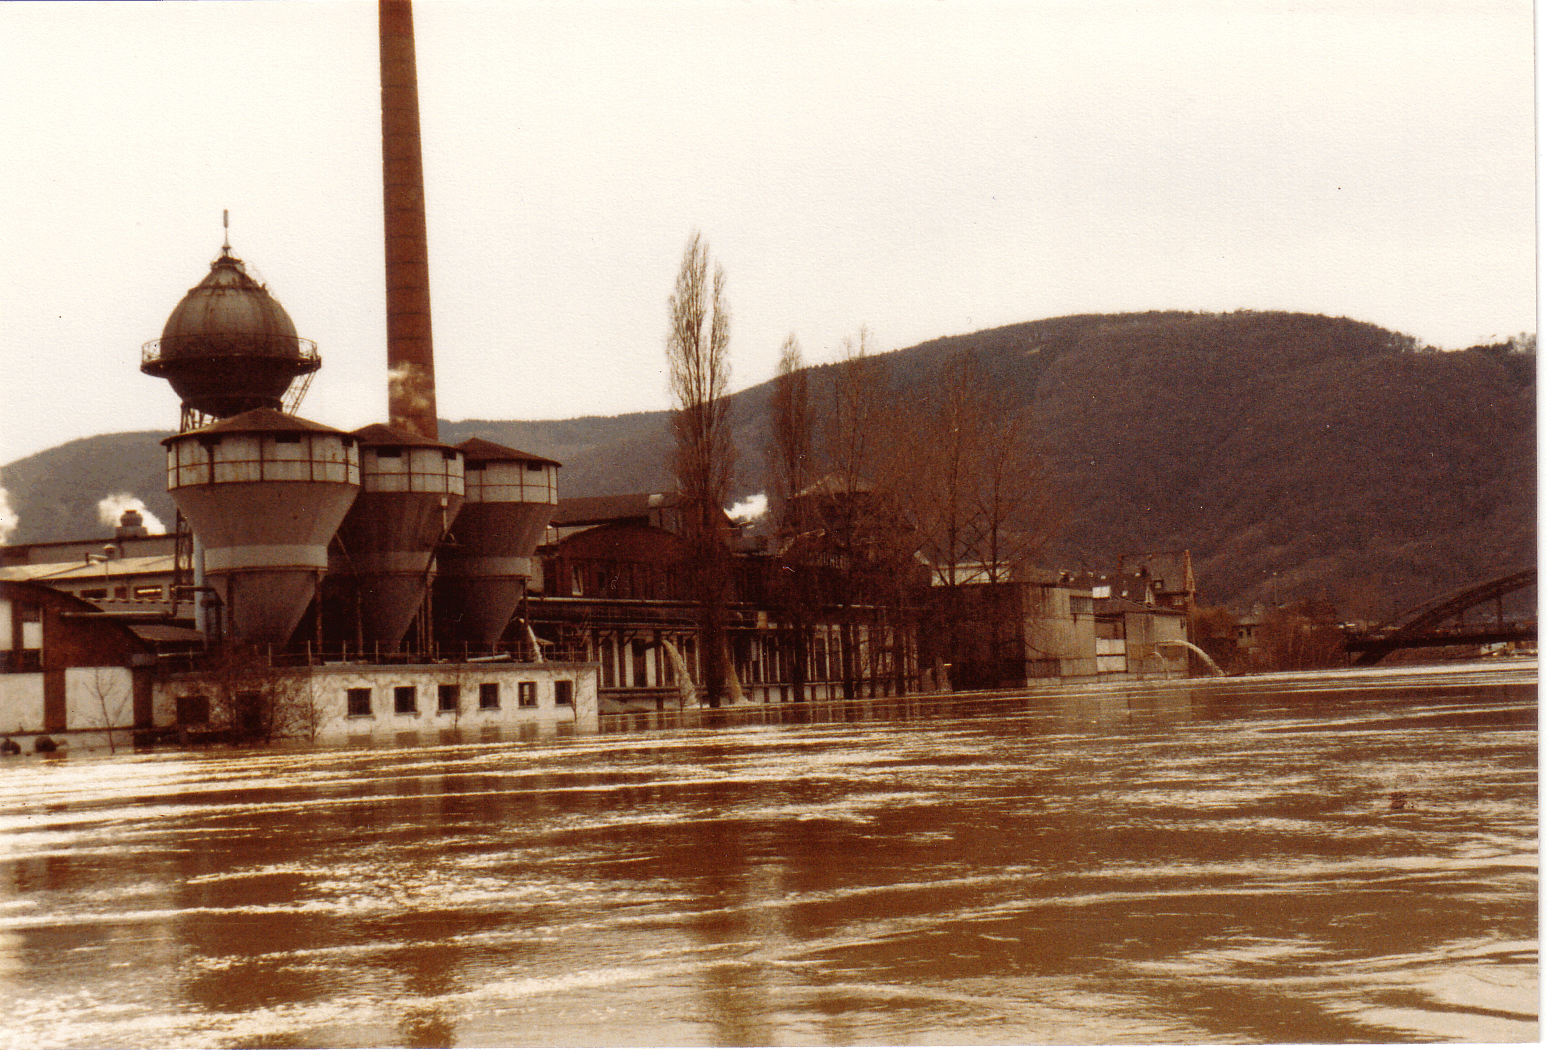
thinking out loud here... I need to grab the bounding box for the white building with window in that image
[152,660,598,745]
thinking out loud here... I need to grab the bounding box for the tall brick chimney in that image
[379,0,438,440]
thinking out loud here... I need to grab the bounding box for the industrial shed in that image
[0,579,155,751]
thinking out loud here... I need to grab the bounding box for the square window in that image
[517,682,537,708]
[554,680,573,706]
[347,688,372,717]
[394,685,417,714]
[437,683,460,713]
[176,694,210,725]
[479,683,500,709]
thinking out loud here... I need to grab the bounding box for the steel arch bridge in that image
[1344,568,1536,666]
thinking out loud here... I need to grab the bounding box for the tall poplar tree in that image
[666,231,734,706]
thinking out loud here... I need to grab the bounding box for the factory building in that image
[519,486,927,712]
[0,0,1200,748]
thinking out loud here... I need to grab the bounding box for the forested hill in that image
[3,310,1533,616]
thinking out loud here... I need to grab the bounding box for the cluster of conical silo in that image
[142,239,558,655]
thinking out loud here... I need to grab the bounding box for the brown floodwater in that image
[0,661,1536,1047]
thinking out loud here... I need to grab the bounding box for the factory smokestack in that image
[380,0,439,440]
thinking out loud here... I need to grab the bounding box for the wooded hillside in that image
[3,311,1532,617]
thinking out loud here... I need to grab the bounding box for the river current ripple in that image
[0,661,1536,1047]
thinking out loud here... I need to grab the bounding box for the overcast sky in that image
[0,0,1535,467]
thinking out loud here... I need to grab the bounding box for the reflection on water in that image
[0,661,1536,1047]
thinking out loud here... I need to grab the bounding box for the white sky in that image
[0,0,1536,466]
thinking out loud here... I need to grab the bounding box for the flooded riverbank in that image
[0,661,1535,1046]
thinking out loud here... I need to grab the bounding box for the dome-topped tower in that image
[141,234,320,422]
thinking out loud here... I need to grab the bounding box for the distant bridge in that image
[1344,568,1536,666]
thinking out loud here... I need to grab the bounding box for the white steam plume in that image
[727,492,768,523]
[97,493,167,535]
[0,486,17,545]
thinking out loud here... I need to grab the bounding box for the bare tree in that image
[767,334,814,703]
[968,396,1058,583]
[910,351,1058,583]
[667,231,735,706]
[768,334,812,532]
[184,646,321,744]
[900,351,1062,687]
[906,351,984,587]
[84,667,130,754]
[813,329,917,698]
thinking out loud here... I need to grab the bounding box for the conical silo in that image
[163,410,360,645]
[434,437,560,647]
[335,423,464,650]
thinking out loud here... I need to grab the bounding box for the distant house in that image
[1118,550,1197,615]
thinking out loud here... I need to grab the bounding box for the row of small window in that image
[77,585,165,601]
[347,680,573,717]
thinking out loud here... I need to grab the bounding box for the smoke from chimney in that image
[387,362,436,434]
[728,492,768,523]
[97,493,167,536]
[0,486,17,545]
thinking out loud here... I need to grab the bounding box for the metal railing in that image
[141,336,320,369]
[153,641,592,676]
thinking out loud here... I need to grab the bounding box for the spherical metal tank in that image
[335,423,464,650]
[142,248,320,418]
[434,437,561,647]
[163,409,360,645]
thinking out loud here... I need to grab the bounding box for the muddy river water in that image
[0,661,1536,1047]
